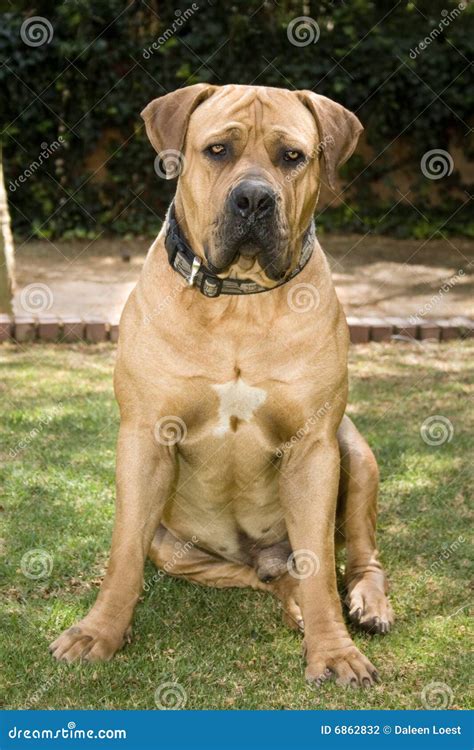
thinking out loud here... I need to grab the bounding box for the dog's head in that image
[142,84,362,285]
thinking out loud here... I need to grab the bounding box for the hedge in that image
[1,0,472,240]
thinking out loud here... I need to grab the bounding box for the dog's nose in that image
[230,180,275,220]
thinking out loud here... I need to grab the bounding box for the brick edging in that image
[346,316,473,343]
[0,316,119,344]
[0,314,472,344]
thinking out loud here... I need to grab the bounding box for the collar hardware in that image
[189,256,202,286]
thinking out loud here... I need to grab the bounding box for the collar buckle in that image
[188,256,202,286]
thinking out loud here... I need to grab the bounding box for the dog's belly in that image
[162,420,287,564]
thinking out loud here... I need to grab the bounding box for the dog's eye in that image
[283,149,304,162]
[207,144,227,157]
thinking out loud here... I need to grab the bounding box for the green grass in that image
[0,342,472,710]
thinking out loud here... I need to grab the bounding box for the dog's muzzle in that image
[208,179,288,278]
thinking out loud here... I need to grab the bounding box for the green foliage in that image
[0,0,472,239]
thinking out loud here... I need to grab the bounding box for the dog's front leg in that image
[280,437,379,687]
[50,424,175,662]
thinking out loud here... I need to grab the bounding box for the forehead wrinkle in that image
[264,126,310,146]
[201,123,246,142]
[216,88,259,120]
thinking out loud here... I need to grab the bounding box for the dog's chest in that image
[211,376,267,436]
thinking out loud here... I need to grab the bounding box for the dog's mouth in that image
[207,218,291,281]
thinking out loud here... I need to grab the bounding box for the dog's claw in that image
[346,579,394,635]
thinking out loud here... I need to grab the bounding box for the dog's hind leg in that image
[148,525,303,630]
[337,416,394,634]
[149,525,266,589]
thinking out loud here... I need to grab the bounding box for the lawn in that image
[0,342,472,710]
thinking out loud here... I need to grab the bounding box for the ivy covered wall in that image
[1,0,472,240]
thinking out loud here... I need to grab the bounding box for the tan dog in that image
[50,84,393,687]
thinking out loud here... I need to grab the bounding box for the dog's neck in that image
[164,202,315,299]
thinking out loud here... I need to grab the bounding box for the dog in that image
[50,84,394,687]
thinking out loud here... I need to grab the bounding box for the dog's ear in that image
[141,83,217,156]
[296,91,363,190]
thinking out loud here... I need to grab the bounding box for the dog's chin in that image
[238,241,261,260]
[206,230,293,284]
[219,257,279,287]
[207,248,288,288]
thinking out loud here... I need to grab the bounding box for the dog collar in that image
[164,203,315,298]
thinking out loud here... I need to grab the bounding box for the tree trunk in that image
[0,143,15,315]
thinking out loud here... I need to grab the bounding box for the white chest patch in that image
[212,377,267,436]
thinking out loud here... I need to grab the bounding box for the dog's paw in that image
[347,579,394,634]
[305,645,379,688]
[49,619,131,663]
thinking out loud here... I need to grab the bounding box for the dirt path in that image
[13,234,473,320]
